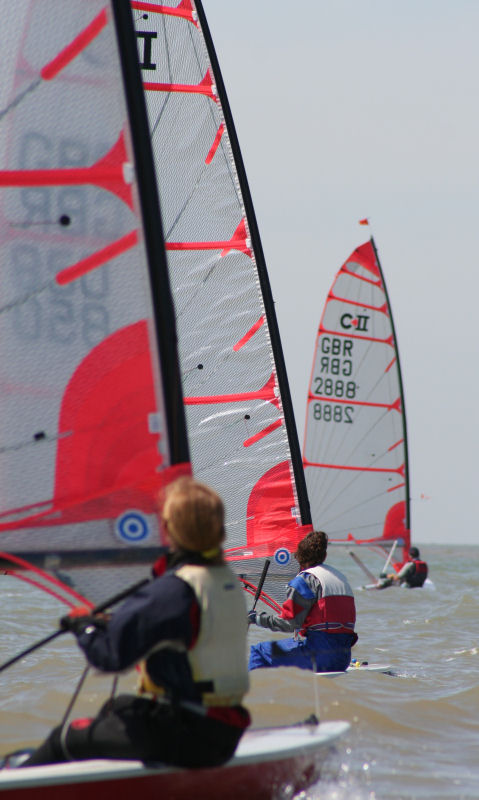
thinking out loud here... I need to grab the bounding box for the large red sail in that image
[0,1,189,605]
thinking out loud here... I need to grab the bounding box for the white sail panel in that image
[133,0,309,579]
[0,1,185,604]
[303,240,410,566]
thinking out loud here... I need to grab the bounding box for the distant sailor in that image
[248,530,358,673]
[23,478,250,768]
[383,546,428,588]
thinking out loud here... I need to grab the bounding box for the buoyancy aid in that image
[139,563,249,706]
[299,564,356,637]
[408,558,428,587]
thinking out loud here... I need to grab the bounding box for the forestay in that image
[132,0,311,586]
[0,1,189,606]
[303,239,410,567]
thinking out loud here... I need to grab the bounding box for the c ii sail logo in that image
[340,313,369,332]
[115,510,150,543]
[274,548,291,566]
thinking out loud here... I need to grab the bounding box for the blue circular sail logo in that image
[115,510,150,543]
[274,547,291,566]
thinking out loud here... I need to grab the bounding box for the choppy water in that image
[1,544,478,799]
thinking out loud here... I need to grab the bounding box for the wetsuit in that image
[24,551,250,768]
[249,563,357,673]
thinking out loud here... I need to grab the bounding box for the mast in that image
[370,236,411,533]
[111,0,189,466]
[194,0,311,526]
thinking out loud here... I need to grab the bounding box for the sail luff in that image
[370,236,411,543]
[190,0,311,529]
[111,0,189,467]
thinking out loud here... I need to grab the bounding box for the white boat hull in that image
[0,721,349,799]
[317,663,392,678]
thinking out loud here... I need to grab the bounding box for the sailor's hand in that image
[60,605,107,634]
[247,609,257,626]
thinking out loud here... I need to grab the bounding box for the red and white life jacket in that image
[299,564,356,637]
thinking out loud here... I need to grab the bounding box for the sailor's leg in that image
[249,638,318,671]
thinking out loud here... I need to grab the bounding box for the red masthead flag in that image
[359,218,369,225]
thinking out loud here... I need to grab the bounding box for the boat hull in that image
[0,721,349,799]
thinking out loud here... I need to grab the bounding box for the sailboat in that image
[303,237,411,583]
[132,0,313,604]
[0,2,348,797]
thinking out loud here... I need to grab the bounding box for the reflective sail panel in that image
[0,1,187,604]
[303,240,410,566]
[132,0,310,578]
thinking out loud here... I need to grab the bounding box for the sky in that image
[202,1,479,546]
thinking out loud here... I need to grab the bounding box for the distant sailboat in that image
[303,237,411,579]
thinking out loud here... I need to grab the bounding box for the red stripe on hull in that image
[0,751,323,800]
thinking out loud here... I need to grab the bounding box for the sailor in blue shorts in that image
[248,531,358,673]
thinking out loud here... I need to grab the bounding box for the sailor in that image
[248,530,358,673]
[386,546,428,588]
[23,477,250,768]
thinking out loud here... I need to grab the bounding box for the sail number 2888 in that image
[313,377,356,398]
[313,403,353,424]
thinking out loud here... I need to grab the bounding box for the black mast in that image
[111,1,189,466]
[370,236,411,533]
[194,1,311,526]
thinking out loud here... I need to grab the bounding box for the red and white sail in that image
[0,1,189,605]
[303,239,411,568]
[132,0,311,584]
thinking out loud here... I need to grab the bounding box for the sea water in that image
[0,544,478,799]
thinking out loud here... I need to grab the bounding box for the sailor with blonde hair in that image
[24,477,250,768]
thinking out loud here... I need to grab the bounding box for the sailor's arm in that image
[249,572,319,632]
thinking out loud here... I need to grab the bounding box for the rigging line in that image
[0,550,89,605]
[59,665,91,758]
[3,571,78,609]
[0,8,108,123]
[0,429,71,456]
